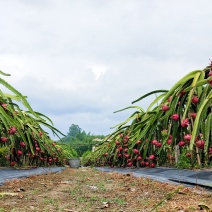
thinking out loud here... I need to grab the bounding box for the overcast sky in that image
[0,0,212,138]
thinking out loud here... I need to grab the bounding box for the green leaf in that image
[147,93,166,112]
[132,90,168,104]
[0,70,10,76]
[190,92,212,150]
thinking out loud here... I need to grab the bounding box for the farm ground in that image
[0,167,211,211]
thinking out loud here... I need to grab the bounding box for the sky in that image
[0,0,212,139]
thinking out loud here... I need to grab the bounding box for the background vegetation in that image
[59,124,105,157]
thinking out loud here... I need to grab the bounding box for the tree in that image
[67,124,81,137]
[60,124,105,156]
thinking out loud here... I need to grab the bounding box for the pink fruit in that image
[127,162,133,167]
[36,147,40,151]
[20,141,26,147]
[136,140,141,145]
[178,141,185,147]
[118,146,123,151]
[8,126,17,135]
[180,90,186,97]
[171,114,179,121]
[10,161,15,166]
[124,135,129,140]
[167,139,172,145]
[115,141,120,145]
[190,112,197,119]
[150,162,156,168]
[181,118,189,127]
[1,104,8,111]
[156,142,162,148]
[145,161,149,166]
[151,140,158,145]
[184,134,192,141]
[208,70,212,76]
[136,156,142,161]
[161,105,170,111]
[17,150,22,156]
[1,137,8,143]
[168,96,172,102]
[124,154,130,158]
[149,154,155,160]
[196,140,205,149]
[117,153,122,157]
[208,79,212,86]
[123,138,128,143]
[133,149,139,154]
[119,133,123,137]
[209,147,212,155]
[124,148,128,152]
[186,153,191,157]
[141,161,145,166]
[192,96,199,104]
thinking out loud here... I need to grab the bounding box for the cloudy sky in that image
[0,0,212,138]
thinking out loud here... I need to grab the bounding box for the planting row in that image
[83,63,212,169]
[0,71,74,167]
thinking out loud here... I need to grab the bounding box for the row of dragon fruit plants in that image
[0,71,73,167]
[83,63,212,169]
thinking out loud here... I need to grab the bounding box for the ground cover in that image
[0,167,211,211]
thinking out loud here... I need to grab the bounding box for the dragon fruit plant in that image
[0,70,67,167]
[83,62,212,169]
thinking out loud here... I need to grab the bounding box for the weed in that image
[77,197,87,202]
[143,197,150,205]
[113,197,126,205]
[89,197,99,201]
[101,197,125,205]
[43,197,55,204]
[98,181,106,191]
[176,149,192,169]
[187,206,196,210]
[31,188,40,194]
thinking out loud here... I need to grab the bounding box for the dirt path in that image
[0,167,211,211]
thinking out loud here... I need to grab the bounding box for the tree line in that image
[59,124,105,157]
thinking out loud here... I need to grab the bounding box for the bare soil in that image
[0,167,212,212]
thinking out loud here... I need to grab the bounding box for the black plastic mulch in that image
[0,167,65,185]
[96,167,212,190]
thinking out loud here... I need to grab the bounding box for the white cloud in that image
[91,65,108,80]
